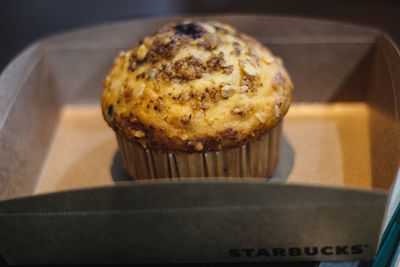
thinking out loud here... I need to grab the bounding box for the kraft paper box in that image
[0,15,400,264]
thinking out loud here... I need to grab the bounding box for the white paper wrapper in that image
[116,122,282,179]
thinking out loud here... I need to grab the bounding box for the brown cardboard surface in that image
[37,103,372,194]
[283,103,371,188]
[1,15,400,264]
[0,181,388,264]
[37,106,116,193]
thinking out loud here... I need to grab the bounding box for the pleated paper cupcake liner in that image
[116,121,282,179]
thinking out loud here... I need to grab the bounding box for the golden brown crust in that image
[101,21,293,152]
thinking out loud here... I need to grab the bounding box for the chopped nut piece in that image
[162,37,171,45]
[248,48,260,61]
[237,85,248,93]
[195,142,203,151]
[242,62,259,76]
[201,33,219,50]
[263,56,275,64]
[275,105,281,118]
[188,141,204,151]
[128,116,137,123]
[148,68,158,79]
[223,24,234,33]
[201,23,216,34]
[133,83,145,98]
[188,141,203,151]
[223,65,234,74]
[142,37,152,46]
[180,134,188,141]
[255,112,266,123]
[231,106,245,116]
[135,130,146,138]
[221,84,249,98]
[221,84,234,99]
[136,44,148,61]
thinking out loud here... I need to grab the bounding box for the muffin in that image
[101,21,293,179]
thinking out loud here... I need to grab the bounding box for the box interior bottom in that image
[35,102,373,195]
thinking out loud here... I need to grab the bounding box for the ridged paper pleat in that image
[116,122,282,179]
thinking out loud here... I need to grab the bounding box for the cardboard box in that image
[0,15,400,264]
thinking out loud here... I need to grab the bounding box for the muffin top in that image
[101,21,293,152]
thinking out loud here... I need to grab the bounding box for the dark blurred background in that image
[1,0,400,72]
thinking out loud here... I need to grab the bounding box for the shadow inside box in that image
[110,134,294,182]
[270,134,294,180]
[111,151,132,182]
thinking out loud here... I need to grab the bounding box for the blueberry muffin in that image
[101,21,293,179]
